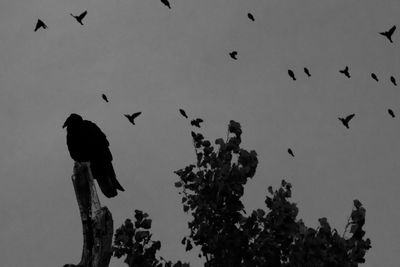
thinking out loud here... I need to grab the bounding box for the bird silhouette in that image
[247,13,255,21]
[338,114,355,129]
[339,66,350,78]
[390,76,397,86]
[63,114,125,198]
[229,51,238,60]
[287,148,295,157]
[371,73,378,82]
[304,67,311,77]
[380,25,396,43]
[34,19,47,32]
[102,94,109,103]
[161,0,171,9]
[179,109,188,119]
[191,118,203,128]
[124,112,142,125]
[388,109,395,118]
[70,11,87,25]
[288,69,296,80]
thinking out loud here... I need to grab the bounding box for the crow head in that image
[63,113,83,128]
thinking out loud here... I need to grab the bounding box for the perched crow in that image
[338,114,355,129]
[288,69,296,80]
[371,73,378,82]
[191,118,203,128]
[124,112,142,125]
[380,25,396,43]
[304,67,311,77]
[287,148,295,157]
[179,109,188,119]
[71,11,87,25]
[102,94,109,103]
[247,13,255,21]
[34,19,47,32]
[388,109,395,118]
[339,66,350,78]
[63,113,125,198]
[229,51,238,60]
[161,0,171,9]
[390,76,397,86]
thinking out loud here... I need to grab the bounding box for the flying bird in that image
[70,10,87,25]
[179,109,188,119]
[191,118,204,128]
[380,25,396,43]
[34,19,47,32]
[388,109,395,118]
[339,66,350,78]
[371,73,378,82]
[338,114,355,129]
[304,67,311,77]
[101,94,109,103]
[288,69,296,80]
[63,113,125,198]
[124,112,142,125]
[287,148,295,157]
[229,51,238,60]
[160,0,171,9]
[247,13,255,21]
[390,76,397,86]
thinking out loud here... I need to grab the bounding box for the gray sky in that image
[0,0,399,266]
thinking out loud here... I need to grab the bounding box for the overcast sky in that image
[0,0,399,266]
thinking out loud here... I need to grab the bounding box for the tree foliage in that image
[114,120,371,267]
[113,209,189,267]
[173,120,371,266]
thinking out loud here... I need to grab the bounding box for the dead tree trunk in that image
[64,162,113,267]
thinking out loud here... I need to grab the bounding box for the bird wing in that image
[35,20,44,31]
[388,25,396,35]
[345,114,355,122]
[83,120,112,161]
[34,22,40,32]
[78,10,87,20]
[131,112,142,119]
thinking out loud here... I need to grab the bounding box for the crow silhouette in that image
[124,112,142,125]
[34,19,47,32]
[102,94,109,103]
[247,13,255,21]
[229,51,238,60]
[338,114,355,129]
[371,73,378,82]
[380,25,396,43]
[71,11,87,25]
[304,67,311,77]
[287,148,295,157]
[63,113,125,198]
[388,109,395,118]
[179,109,188,119]
[191,118,203,128]
[339,66,350,78]
[161,0,171,9]
[288,69,296,80]
[390,76,397,86]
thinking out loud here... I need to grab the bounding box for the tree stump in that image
[64,162,113,267]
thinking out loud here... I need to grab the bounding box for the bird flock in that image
[34,5,398,159]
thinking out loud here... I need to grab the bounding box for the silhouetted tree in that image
[114,120,371,266]
[173,120,371,266]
